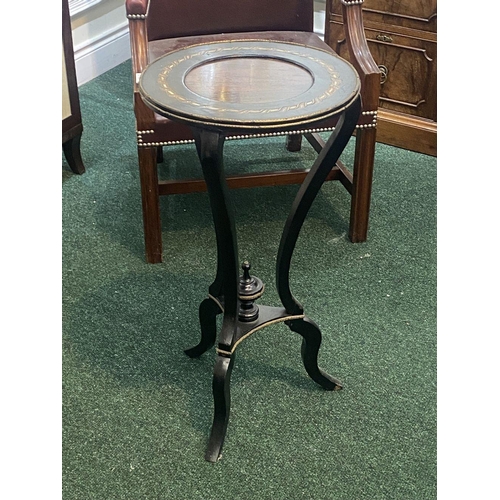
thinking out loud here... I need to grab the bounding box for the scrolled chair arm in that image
[338,0,380,110]
[126,0,151,77]
[126,0,155,127]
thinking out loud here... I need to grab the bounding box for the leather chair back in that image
[147,0,314,41]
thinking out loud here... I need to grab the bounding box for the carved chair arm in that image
[126,0,155,128]
[337,0,380,110]
[126,0,150,80]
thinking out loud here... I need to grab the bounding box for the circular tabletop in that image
[139,40,361,131]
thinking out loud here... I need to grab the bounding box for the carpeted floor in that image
[62,60,437,499]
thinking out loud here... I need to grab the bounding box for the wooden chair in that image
[126,0,380,263]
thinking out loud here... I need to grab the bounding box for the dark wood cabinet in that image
[325,0,437,156]
[62,0,85,174]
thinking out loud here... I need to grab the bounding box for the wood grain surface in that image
[184,57,314,104]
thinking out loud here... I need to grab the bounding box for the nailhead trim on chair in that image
[127,14,147,19]
[340,0,364,5]
[226,128,335,140]
[138,139,195,146]
[136,127,335,147]
[135,116,378,146]
[357,110,377,129]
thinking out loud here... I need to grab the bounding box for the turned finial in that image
[242,261,252,281]
[238,260,264,322]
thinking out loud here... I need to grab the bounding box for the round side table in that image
[139,40,362,462]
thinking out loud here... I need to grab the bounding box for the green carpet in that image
[62,60,437,499]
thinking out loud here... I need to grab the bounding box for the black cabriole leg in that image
[191,127,240,462]
[286,317,342,390]
[184,297,222,358]
[205,354,235,462]
[276,96,362,386]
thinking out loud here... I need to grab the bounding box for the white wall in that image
[314,0,326,37]
[70,0,326,86]
[70,0,130,86]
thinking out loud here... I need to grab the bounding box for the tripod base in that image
[185,298,342,462]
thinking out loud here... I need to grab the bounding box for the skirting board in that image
[74,22,131,86]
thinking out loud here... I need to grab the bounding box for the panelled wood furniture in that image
[126,0,380,264]
[138,37,362,462]
[62,0,85,174]
[325,0,437,156]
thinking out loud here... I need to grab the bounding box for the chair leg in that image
[138,146,162,263]
[286,134,302,152]
[349,127,376,243]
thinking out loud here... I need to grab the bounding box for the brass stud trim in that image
[135,127,341,147]
[341,0,364,5]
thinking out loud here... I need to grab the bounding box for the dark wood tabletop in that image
[139,40,360,131]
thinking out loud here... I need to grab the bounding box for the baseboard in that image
[73,22,131,86]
